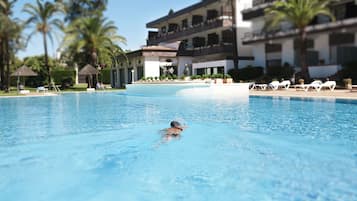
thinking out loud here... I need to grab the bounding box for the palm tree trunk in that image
[42,32,51,86]
[0,41,4,90]
[5,34,10,92]
[299,28,310,81]
[230,0,239,69]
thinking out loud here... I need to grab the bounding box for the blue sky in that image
[14,0,198,59]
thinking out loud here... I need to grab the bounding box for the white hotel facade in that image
[111,0,357,87]
[242,0,357,78]
[111,0,253,88]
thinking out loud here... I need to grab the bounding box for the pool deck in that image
[1,87,357,100]
[250,89,357,100]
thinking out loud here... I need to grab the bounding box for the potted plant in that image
[224,74,233,84]
[344,78,352,90]
[298,79,304,85]
[214,74,224,84]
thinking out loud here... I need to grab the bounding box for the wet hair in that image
[170,121,181,129]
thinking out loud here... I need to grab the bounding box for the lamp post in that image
[131,69,135,84]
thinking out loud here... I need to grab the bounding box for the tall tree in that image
[265,0,335,80]
[56,0,107,22]
[23,0,63,85]
[63,16,126,68]
[0,0,21,91]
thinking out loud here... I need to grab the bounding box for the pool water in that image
[0,92,356,201]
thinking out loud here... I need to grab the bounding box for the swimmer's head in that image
[170,121,183,130]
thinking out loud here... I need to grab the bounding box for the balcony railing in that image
[242,17,357,44]
[252,0,276,7]
[179,43,234,57]
[147,17,233,45]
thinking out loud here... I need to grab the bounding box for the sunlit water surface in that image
[0,92,356,201]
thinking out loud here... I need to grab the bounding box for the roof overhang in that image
[146,0,217,28]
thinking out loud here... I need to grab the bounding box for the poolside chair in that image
[269,81,280,90]
[251,82,268,90]
[278,80,291,90]
[303,80,323,92]
[36,86,48,93]
[320,81,336,91]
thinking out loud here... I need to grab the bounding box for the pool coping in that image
[249,89,357,100]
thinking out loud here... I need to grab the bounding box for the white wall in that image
[309,65,342,78]
[237,27,253,56]
[144,56,160,78]
[235,0,252,28]
[177,56,193,76]
[314,34,329,64]
[252,43,266,67]
[282,39,294,66]
[238,60,253,68]
[251,18,265,33]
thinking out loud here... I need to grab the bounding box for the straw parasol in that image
[11,65,38,90]
[11,65,38,77]
[79,64,99,88]
[78,64,99,75]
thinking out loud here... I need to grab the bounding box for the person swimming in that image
[162,121,186,140]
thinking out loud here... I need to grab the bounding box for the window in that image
[161,26,167,34]
[182,19,188,29]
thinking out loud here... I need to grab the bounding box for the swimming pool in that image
[0,92,356,201]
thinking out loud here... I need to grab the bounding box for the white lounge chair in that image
[278,80,291,90]
[36,86,48,93]
[251,83,268,90]
[269,81,280,90]
[303,80,323,92]
[320,81,336,91]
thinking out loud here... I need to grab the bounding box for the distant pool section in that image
[125,83,250,99]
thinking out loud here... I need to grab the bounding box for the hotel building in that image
[242,0,357,78]
[111,0,253,88]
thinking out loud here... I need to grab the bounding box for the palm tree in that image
[23,0,63,86]
[63,16,126,67]
[265,0,335,80]
[0,0,19,91]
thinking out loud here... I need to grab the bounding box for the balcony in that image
[253,0,276,7]
[179,43,234,57]
[147,17,233,45]
[242,17,357,44]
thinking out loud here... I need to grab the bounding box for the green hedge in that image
[338,62,357,84]
[266,64,294,80]
[51,70,76,84]
[228,66,264,82]
[100,69,111,84]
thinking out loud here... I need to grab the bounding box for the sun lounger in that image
[251,83,267,90]
[320,81,336,91]
[278,80,291,90]
[19,90,30,94]
[36,86,48,93]
[296,80,322,92]
[269,81,280,90]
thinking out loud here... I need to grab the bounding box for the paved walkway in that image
[250,89,357,100]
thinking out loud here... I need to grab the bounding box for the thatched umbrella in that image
[79,64,99,88]
[11,65,38,90]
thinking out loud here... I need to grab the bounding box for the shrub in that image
[228,66,264,82]
[61,77,74,89]
[266,63,294,80]
[51,69,75,85]
[338,62,357,84]
[100,69,111,84]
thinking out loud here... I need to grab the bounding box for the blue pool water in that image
[0,92,356,201]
